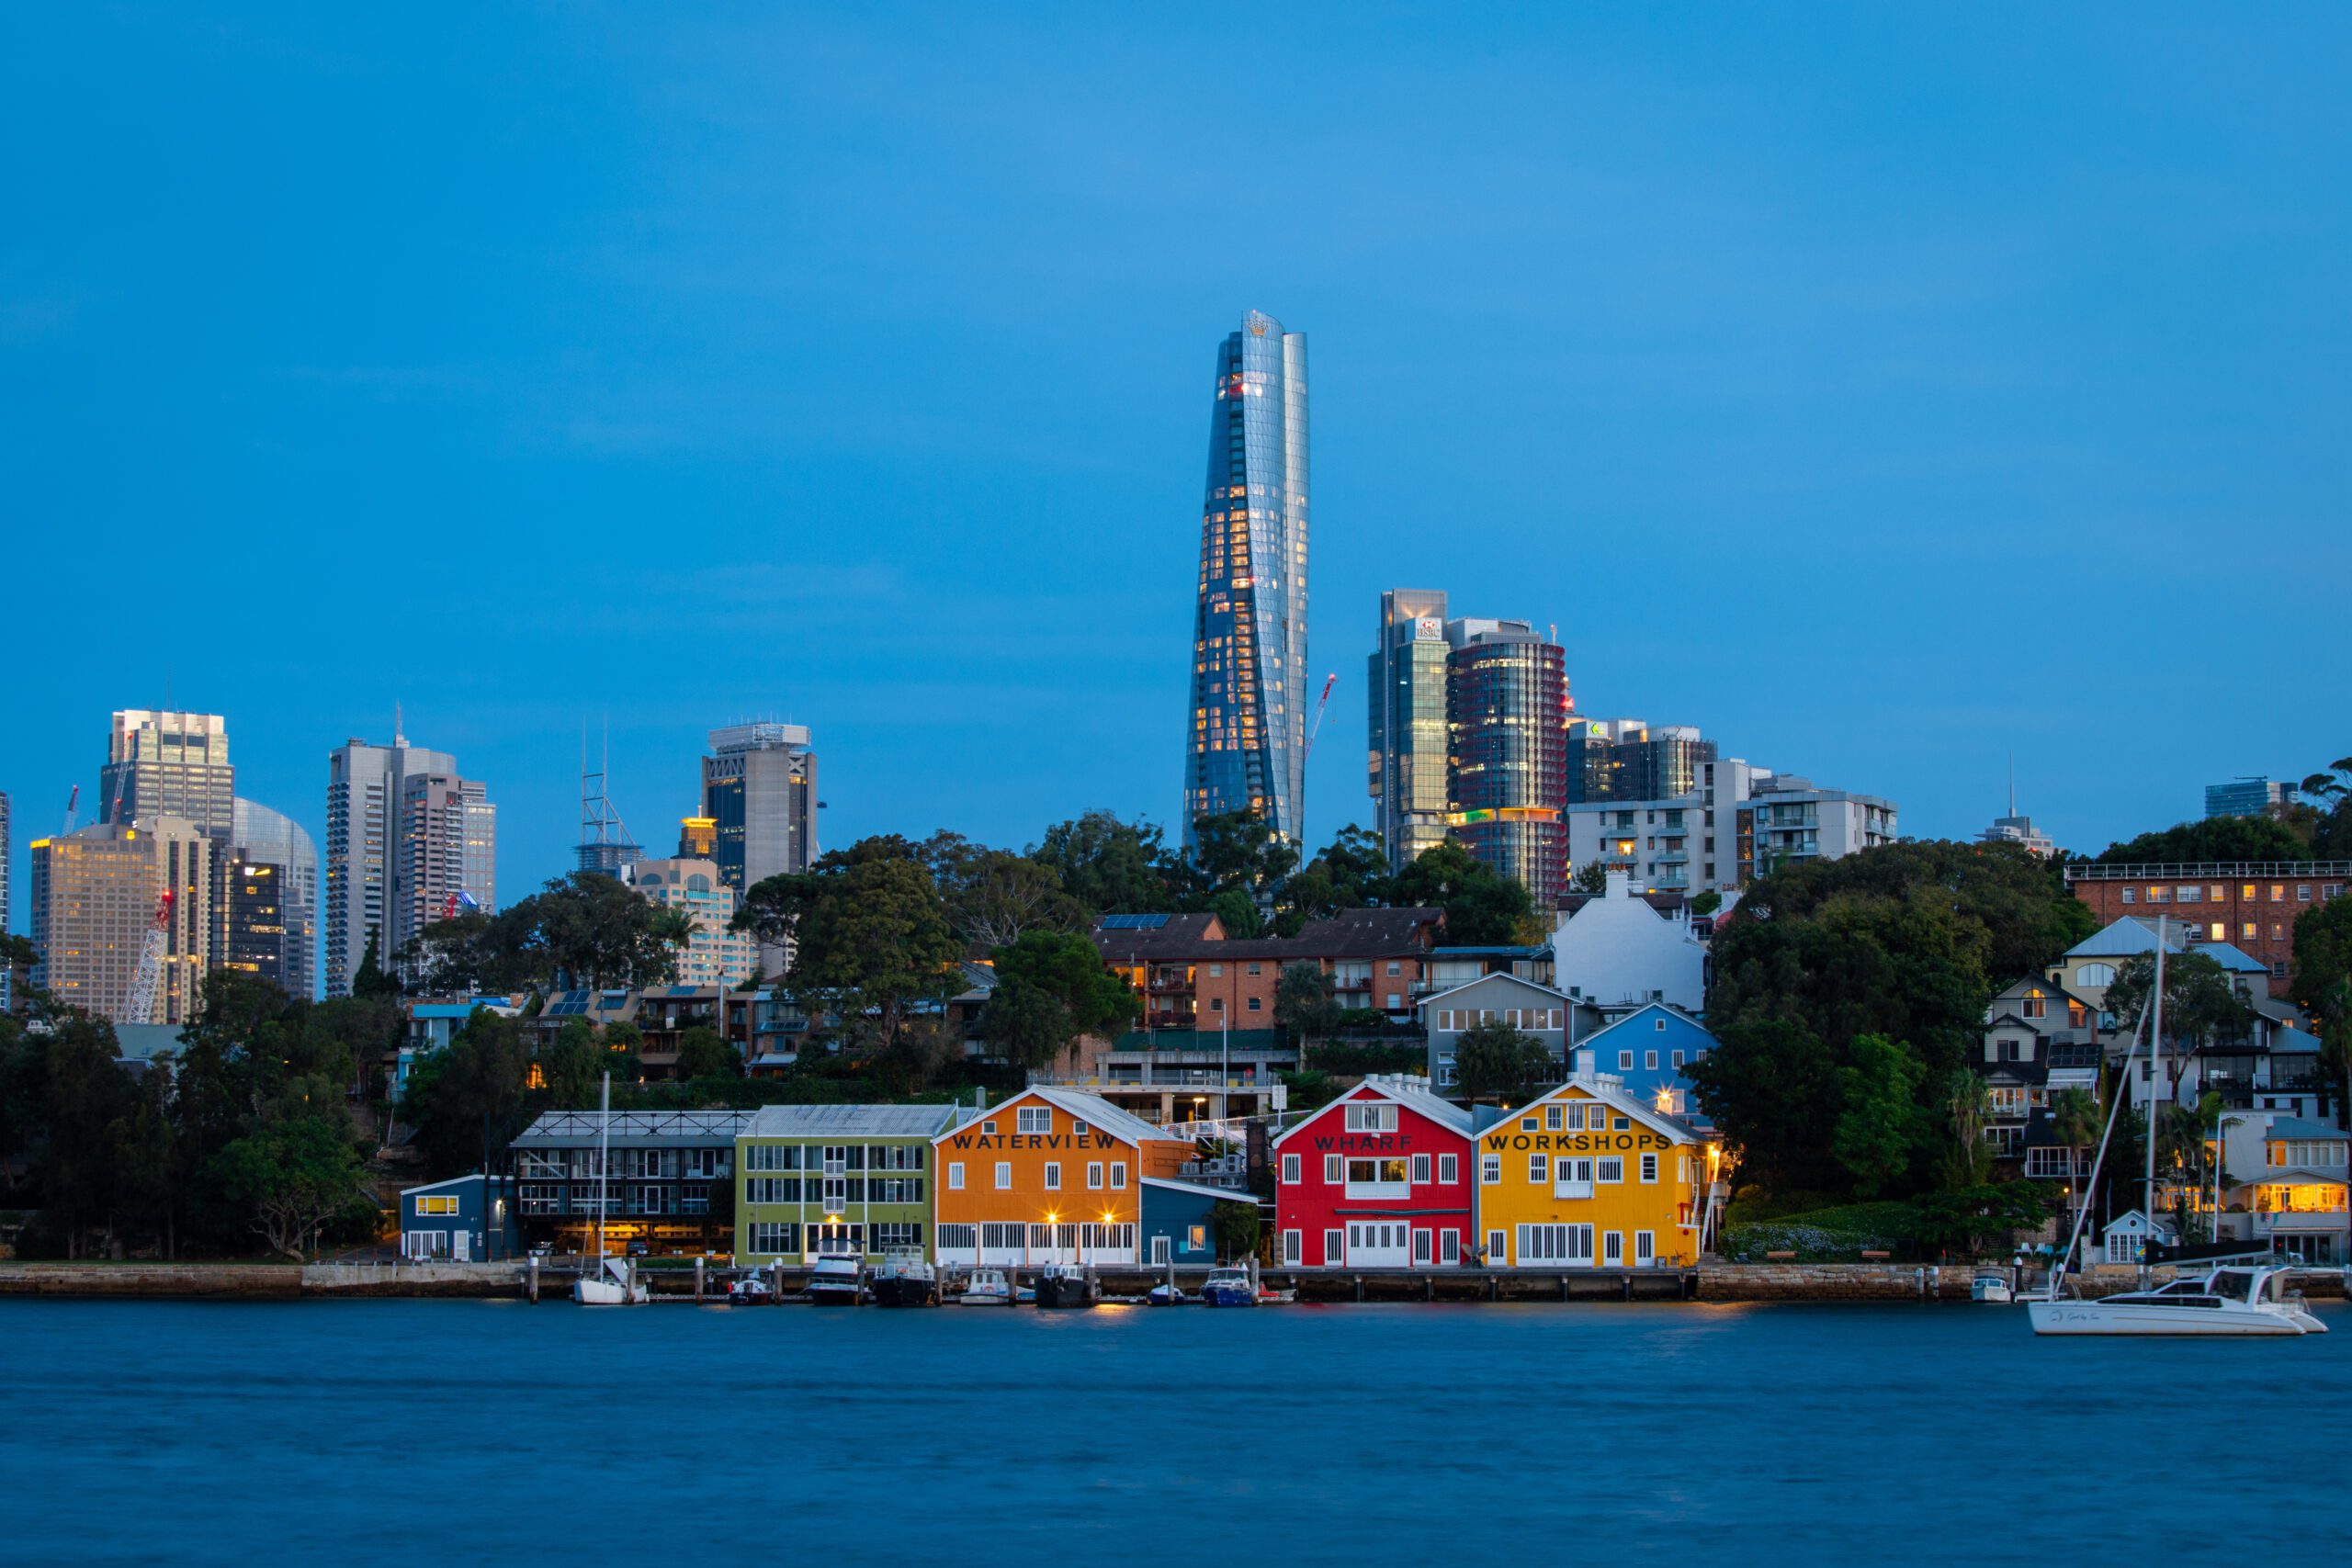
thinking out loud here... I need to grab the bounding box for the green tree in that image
[926,834,1087,945]
[1210,1198,1262,1262]
[779,840,967,1057]
[24,1010,139,1256]
[539,1017,604,1106]
[1031,810,1196,914]
[1190,809,1299,908]
[1389,840,1540,946]
[2290,756,2352,858]
[983,929,1138,1071]
[209,1113,371,1258]
[1274,962,1343,1046]
[1938,1069,1994,1189]
[1568,859,1609,896]
[1832,1033,1928,1198]
[2096,814,2308,864]
[1276,826,1391,931]
[674,1025,741,1080]
[2290,896,2352,1014]
[1204,886,1264,939]
[352,930,403,999]
[1451,1022,1555,1101]
[2313,978,2352,1127]
[398,1008,535,1178]
[1686,1020,1843,1192]
[2102,950,2254,1099]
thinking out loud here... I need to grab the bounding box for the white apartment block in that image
[1565,758,1897,894]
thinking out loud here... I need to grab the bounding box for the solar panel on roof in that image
[1100,913,1171,930]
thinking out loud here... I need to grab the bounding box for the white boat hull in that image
[572,1277,649,1306]
[2027,1300,2323,1336]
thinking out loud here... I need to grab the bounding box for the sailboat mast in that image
[596,1072,612,1264]
[2141,920,2169,1282]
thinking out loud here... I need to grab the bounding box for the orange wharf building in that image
[933,1088,1194,1268]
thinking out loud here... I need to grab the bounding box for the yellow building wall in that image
[1474,1087,1706,1267]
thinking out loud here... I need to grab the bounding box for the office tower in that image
[1367,591,1453,873]
[222,857,288,987]
[98,711,235,839]
[2205,776,2294,819]
[324,729,495,997]
[1564,718,1714,805]
[232,798,318,999]
[677,816,718,859]
[624,857,756,987]
[700,723,817,890]
[1184,309,1309,850]
[29,816,217,1024]
[1446,622,1571,905]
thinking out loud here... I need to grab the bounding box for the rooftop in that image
[744,1103,965,1139]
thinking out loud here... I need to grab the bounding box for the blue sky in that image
[5,5,2348,922]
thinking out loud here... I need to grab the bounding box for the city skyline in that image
[5,8,2348,922]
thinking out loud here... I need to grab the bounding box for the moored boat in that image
[1201,1267,1256,1308]
[1972,1271,2014,1303]
[1035,1262,1099,1309]
[1146,1280,1187,1306]
[2027,1266,2326,1336]
[574,1255,650,1306]
[726,1272,774,1304]
[955,1266,1015,1305]
[807,1253,865,1306]
[870,1249,939,1308]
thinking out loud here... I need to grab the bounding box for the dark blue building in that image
[399,1173,522,1262]
[1139,1175,1240,1267]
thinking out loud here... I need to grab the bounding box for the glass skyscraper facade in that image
[1185,310,1309,849]
[1447,626,1570,906]
[1367,589,1453,872]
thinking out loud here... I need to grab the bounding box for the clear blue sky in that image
[6,5,2348,923]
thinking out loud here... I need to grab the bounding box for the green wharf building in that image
[734,1102,969,1265]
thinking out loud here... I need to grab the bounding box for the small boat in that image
[573,1255,650,1306]
[727,1273,774,1304]
[2028,1266,2327,1337]
[807,1253,865,1306]
[1972,1272,2014,1304]
[1256,1287,1297,1305]
[1146,1281,1187,1306]
[870,1249,939,1308]
[1201,1267,1256,1308]
[1035,1262,1099,1309]
[956,1267,1015,1306]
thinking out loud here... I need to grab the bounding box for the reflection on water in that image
[4,1297,2348,1563]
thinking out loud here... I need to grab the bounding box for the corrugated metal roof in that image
[2257,1117,2346,1143]
[743,1103,962,1139]
[1020,1087,1193,1147]
[511,1109,756,1148]
[2066,917,2270,972]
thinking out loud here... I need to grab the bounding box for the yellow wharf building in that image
[1473,1075,1724,1269]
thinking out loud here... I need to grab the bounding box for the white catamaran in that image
[2027,919,2325,1337]
[571,1073,649,1306]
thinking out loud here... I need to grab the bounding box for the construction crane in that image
[122,889,175,1024]
[1302,672,1339,759]
[60,784,79,835]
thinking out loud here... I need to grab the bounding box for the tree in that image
[25,1010,139,1256]
[1832,1033,1928,1198]
[783,840,967,1056]
[1204,886,1264,940]
[674,1025,741,1081]
[1032,811,1195,915]
[1939,1069,1994,1189]
[398,1008,535,1178]
[983,930,1138,1071]
[2290,756,2352,858]
[1190,810,1299,908]
[1687,1020,1843,1192]
[1569,859,1609,896]
[2103,949,2254,1098]
[1210,1198,1262,1262]
[2096,815,2308,865]
[929,839,1085,947]
[352,930,403,999]
[1276,826,1391,931]
[209,1114,370,1259]
[539,1018,604,1106]
[1274,963,1343,1045]
[1389,840,1540,946]
[2314,978,2352,1126]
[2291,896,2352,1014]
[1451,1022,1555,1101]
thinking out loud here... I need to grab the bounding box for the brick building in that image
[2064,862,2352,997]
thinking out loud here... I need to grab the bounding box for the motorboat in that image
[807,1253,865,1306]
[1146,1280,1187,1306]
[726,1272,774,1304]
[870,1249,939,1308]
[955,1267,1015,1306]
[1201,1268,1256,1308]
[1035,1262,1100,1309]
[573,1255,650,1306]
[2028,1266,2327,1337]
[1972,1271,2014,1304]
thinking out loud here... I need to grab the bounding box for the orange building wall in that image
[934,1091,1190,1232]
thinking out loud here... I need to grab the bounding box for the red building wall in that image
[1272,1084,1475,1268]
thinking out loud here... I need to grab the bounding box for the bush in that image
[1723,1201,1917,1262]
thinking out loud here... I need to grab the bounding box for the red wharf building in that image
[1272,1077,1476,1269]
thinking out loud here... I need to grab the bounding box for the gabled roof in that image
[1090,913,1226,962]
[2257,1117,2347,1143]
[2065,918,2269,974]
[1474,1076,1707,1148]
[1272,1077,1471,1147]
[744,1103,964,1139]
[401,1172,492,1197]
[939,1086,1189,1149]
[1576,1001,1718,1054]
[1415,970,1570,1010]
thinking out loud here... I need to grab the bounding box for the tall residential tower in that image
[1185,310,1309,850]
[324,728,495,997]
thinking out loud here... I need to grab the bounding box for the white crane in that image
[122,889,174,1024]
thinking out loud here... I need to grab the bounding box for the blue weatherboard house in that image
[399,1174,523,1262]
[1139,1176,1238,1266]
[1573,1003,1718,1122]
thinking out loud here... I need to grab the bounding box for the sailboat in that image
[2027,920,2324,1337]
[572,1073,650,1306]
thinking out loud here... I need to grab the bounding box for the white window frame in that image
[1440,1229,1460,1265]
[1109,1161,1126,1190]
[1409,1153,1431,1185]
[947,1162,965,1190]
[1016,1106,1051,1134]
[1640,1152,1658,1184]
[1324,1228,1344,1263]
[1487,1229,1508,1264]
[1480,1153,1500,1184]
[994,1161,1012,1190]
[1635,1231,1656,1265]
[1086,1162,1103,1190]
[1282,1229,1302,1265]
[1439,1153,1458,1184]
[1281,1152,1301,1185]
[1528,1152,1547,1183]
[1325,1154,1343,1184]
[1043,1162,1061,1191]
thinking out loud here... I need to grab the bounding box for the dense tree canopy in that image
[401,872,695,995]
[2095,814,2308,865]
[1450,1022,1555,1101]
[1387,840,1542,946]
[983,929,1138,1070]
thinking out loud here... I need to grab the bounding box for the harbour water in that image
[6,1296,2350,1564]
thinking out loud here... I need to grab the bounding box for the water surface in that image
[6,1296,2346,1563]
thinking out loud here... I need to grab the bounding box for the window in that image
[1410,1153,1431,1184]
[1282,1230,1302,1265]
[2244,922,2260,942]
[2211,923,2225,942]
[1604,1231,1624,1264]
[1634,1232,1656,1264]
[1516,1224,1594,1262]
[1042,1163,1059,1191]
[1487,1229,1509,1263]
[1545,1105,1564,1131]
[1439,1153,1458,1183]
[2178,886,2200,904]
[1640,1153,1658,1183]
[1386,961,1401,976]
[1208,964,1223,977]
[1619,1051,1634,1069]
[1324,1229,1344,1262]
[1670,1050,1685,1068]
[1109,1162,1126,1190]
[1209,997,1223,1013]
[994,1162,1012,1190]
[414,1195,458,1216]
[2271,886,2286,903]
[1343,1102,1398,1133]
[1528,1152,1548,1183]
[2298,885,2312,901]
[1597,1156,1624,1184]
[2022,989,2047,1020]
[1246,996,1261,1011]
[1281,1152,1301,1184]
[1645,1050,1659,1070]
[1325,1154,1342,1183]
[1387,993,1403,1010]
[1412,1228,1433,1265]
[1071,1122,1087,1138]
[1481,1153,1501,1183]
[981,1121,997,1135]
[1247,963,1261,976]
[1016,1106,1051,1134]
[1440,1230,1461,1264]
[2146,886,2168,904]
[1086,1162,1103,1190]
[2120,887,2136,905]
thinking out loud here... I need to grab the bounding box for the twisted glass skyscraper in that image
[1184,310,1309,849]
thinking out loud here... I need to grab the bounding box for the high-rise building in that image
[700,723,817,891]
[1565,718,1714,805]
[624,856,757,987]
[28,816,217,1024]
[1565,757,1899,895]
[232,798,318,999]
[1367,591,1453,873]
[1185,310,1309,850]
[222,858,288,987]
[99,711,235,839]
[2205,776,2295,819]
[324,729,495,998]
[1446,622,1571,905]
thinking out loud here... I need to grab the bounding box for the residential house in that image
[1272,1077,1476,1268]
[1418,972,1571,1091]
[1471,1074,1721,1268]
[733,1103,967,1267]
[2215,1114,2349,1265]
[932,1089,1193,1268]
[398,1173,522,1262]
[1569,1002,1718,1121]
[1550,871,1706,1015]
